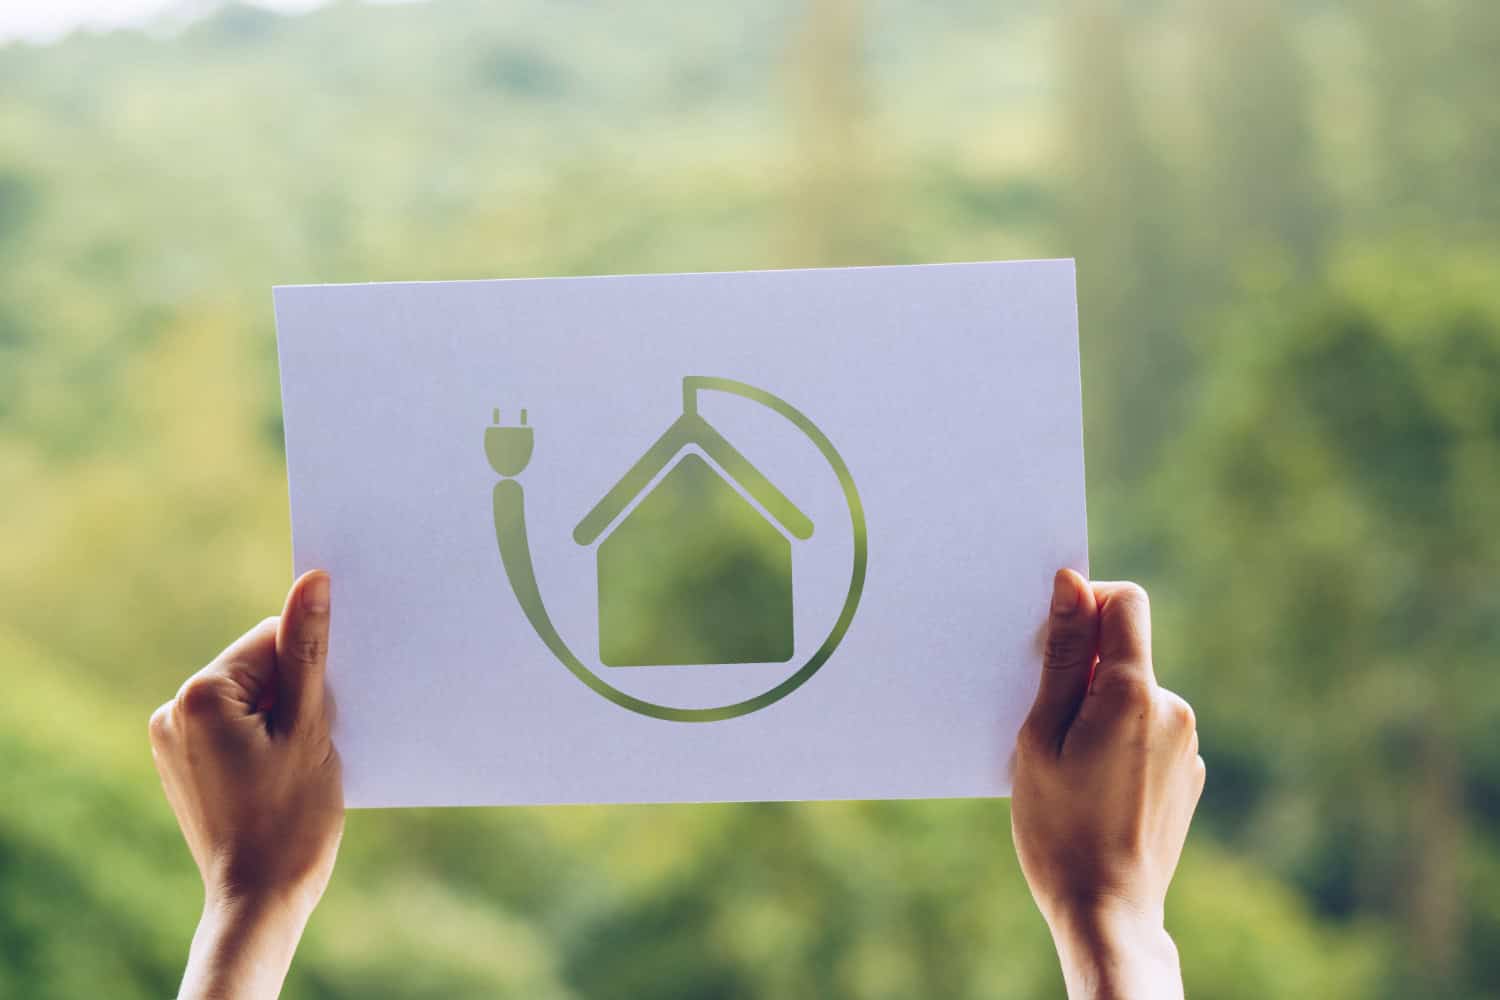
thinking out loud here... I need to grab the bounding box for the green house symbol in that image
[572,402,815,668]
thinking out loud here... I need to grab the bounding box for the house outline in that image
[573,400,814,666]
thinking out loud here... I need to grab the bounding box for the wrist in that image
[180,893,310,1000]
[1045,898,1182,1000]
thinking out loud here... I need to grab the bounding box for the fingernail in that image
[1051,570,1078,615]
[303,573,330,614]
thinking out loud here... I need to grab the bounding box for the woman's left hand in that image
[149,570,343,1000]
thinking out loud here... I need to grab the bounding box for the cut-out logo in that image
[486,376,866,722]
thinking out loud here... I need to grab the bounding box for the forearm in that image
[178,896,308,1000]
[1047,903,1184,1000]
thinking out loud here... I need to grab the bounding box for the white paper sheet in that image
[274,260,1087,807]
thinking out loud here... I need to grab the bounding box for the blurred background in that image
[2,0,1498,996]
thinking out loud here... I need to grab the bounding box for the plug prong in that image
[521,408,528,426]
[493,407,500,424]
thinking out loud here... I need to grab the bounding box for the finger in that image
[275,570,331,734]
[1156,688,1197,749]
[1025,568,1100,747]
[1089,581,1155,691]
[175,618,279,720]
[148,700,175,750]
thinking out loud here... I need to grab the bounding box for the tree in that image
[1356,0,1500,234]
[783,0,875,267]
[1192,0,1333,271]
[1056,0,1195,501]
[1160,246,1500,992]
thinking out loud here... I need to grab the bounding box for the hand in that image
[1011,570,1204,1000]
[149,570,343,1000]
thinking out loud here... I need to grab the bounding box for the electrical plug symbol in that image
[485,408,533,478]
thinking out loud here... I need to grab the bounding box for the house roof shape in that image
[573,411,814,546]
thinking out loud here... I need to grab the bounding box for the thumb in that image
[274,570,331,735]
[1025,569,1099,745]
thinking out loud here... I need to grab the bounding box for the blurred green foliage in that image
[1,0,1497,996]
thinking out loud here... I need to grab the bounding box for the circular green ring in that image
[538,377,866,722]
